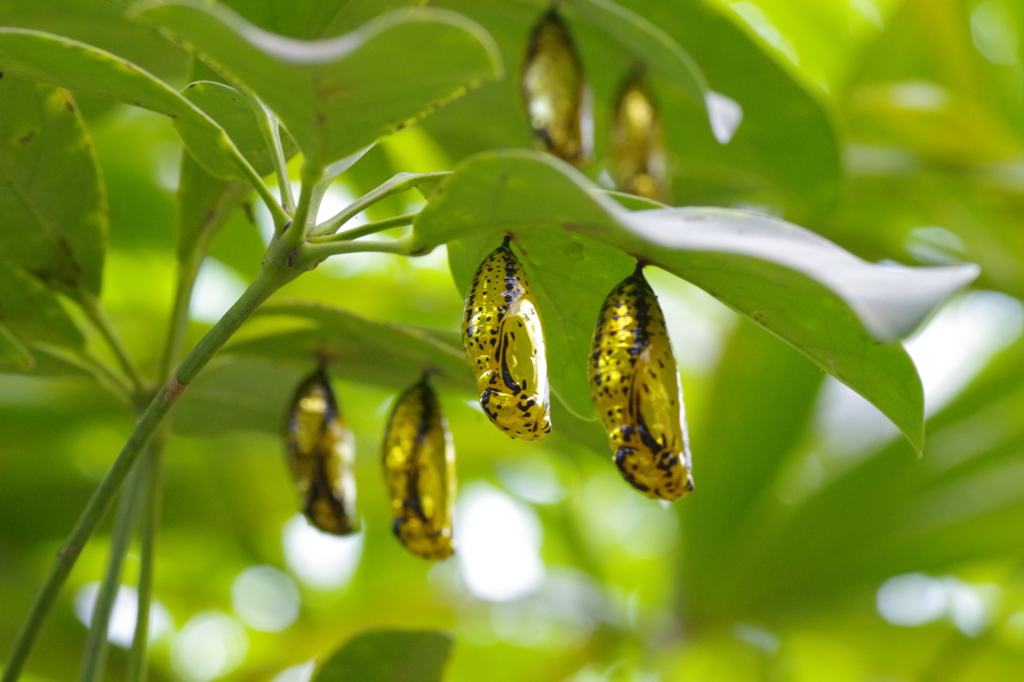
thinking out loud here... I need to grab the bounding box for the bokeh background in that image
[4,0,1024,680]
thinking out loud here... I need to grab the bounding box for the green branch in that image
[0,259,296,682]
[310,172,449,238]
[78,459,144,682]
[126,435,165,682]
[299,234,423,267]
[248,98,295,214]
[309,212,418,243]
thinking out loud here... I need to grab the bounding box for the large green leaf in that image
[0,28,262,180]
[0,76,106,300]
[219,0,424,40]
[227,300,475,393]
[562,0,711,121]
[707,335,1024,623]
[132,0,503,169]
[681,318,825,623]
[175,300,474,435]
[412,151,979,451]
[312,629,454,682]
[617,0,843,217]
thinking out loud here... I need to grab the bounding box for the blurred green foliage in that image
[2,0,1024,681]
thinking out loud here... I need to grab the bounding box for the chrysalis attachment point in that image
[588,269,693,500]
[283,367,358,536]
[382,379,456,560]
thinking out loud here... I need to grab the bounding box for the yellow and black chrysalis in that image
[610,68,668,202]
[521,9,592,165]
[284,367,358,535]
[589,267,693,500]
[462,238,551,440]
[382,379,455,560]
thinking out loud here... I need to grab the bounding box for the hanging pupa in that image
[382,378,455,560]
[283,367,358,535]
[588,267,693,500]
[521,9,593,165]
[462,238,551,440]
[610,67,669,202]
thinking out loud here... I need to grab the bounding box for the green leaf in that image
[175,300,474,435]
[179,80,298,178]
[0,259,85,349]
[175,155,250,267]
[412,151,978,451]
[0,321,34,372]
[131,0,503,169]
[172,357,301,436]
[219,0,425,40]
[228,300,475,393]
[0,76,106,300]
[616,0,844,217]
[0,28,261,181]
[682,319,825,622]
[312,629,453,682]
[562,0,718,135]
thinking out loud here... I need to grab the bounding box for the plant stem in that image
[78,459,144,682]
[280,167,317,247]
[310,172,449,238]
[309,212,418,244]
[0,262,292,682]
[125,435,165,682]
[248,97,294,214]
[79,293,150,401]
[299,234,423,267]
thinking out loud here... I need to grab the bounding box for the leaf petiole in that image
[310,172,449,238]
[308,212,418,244]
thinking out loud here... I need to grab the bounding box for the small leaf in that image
[0,77,106,300]
[0,28,260,181]
[179,80,298,177]
[0,258,85,349]
[412,151,978,451]
[132,0,503,169]
[312,629,453,682]
[175,154,249,266]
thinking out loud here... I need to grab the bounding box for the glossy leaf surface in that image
[0,28,258,180]
[413,151,979,451]
[133,0,503,169]
[0,76,106,299]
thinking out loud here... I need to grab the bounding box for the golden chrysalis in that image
[610,67,668,202]
[382,378,455,560]
[462,238,551,440]
[588,267,693,500]
[283,367,358,535]
[521,9,592,165]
